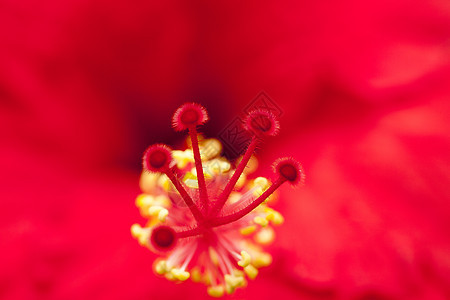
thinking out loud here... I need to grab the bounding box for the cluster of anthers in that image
[131,103,303,297]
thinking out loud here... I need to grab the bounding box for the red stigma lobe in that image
[172,103,209,131]
[244,110,279,137]
[143,144,172,172]
[151,226,177,251]
[274,157,304,186]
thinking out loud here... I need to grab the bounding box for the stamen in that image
[207,285,225,298]
[148,206,169,222]
[154,259,168,275]
[166,240,198,272]
[224,273,246,294]
[166,245,189,269]
[180,243,197,271]
[130,224,150,246]
[240,225,256,235]
[254,227,275,245]
[244,264,258,280]
[169,242,198,281]
[253,216,268,227]
[171,268,190,281]
[237,250,251,267]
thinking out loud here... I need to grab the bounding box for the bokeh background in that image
[1,0,450,299]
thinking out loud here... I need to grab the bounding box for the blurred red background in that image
[1,0,450,299]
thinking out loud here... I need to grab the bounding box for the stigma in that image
[131,103,303,297]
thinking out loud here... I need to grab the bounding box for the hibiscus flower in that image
[1,0,449,300]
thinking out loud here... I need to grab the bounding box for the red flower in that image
[1,0,449,299]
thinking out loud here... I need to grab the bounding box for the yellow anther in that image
[233,269,245,278]
[130,224,149,246]
[206,162,220,176]
[190,267,202,283]
[157,208,169,222]
[130,223,142,237]
[153,260,168,275]
[237,250,252,268]
[254,176,269,188]
[154,195,171,207]
[225,284,234,295]
[172,150,194,169]
[240,225,256,235]
[204,159,230,176]
[252,177,270,197]
[253,252,272,268]
[139,172,160,194]
[220,161,231,172]
[196,165,214,179]
[165,271,177,281]
[254,216,269,227]
[272,211,284,225]
[184,171,201,188]
[264,207,275,219]
[148,205,163,216]
[263,208,283,225]
[135,194,154,208]
[184,149,194,157]
[207,285,225,298]
[235,173,246,189]
[244,264,259,280]
[157,175,171,191]
[171,150,185,160]
[171,268,190,281]
[224,274,246,294]
[200,138,222,160]
[255,227,275,245]
[224,274,234,286]
[178,271,190,281]
[253,186,265,197]
[213,164,223,175]
[237,155,258,174]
